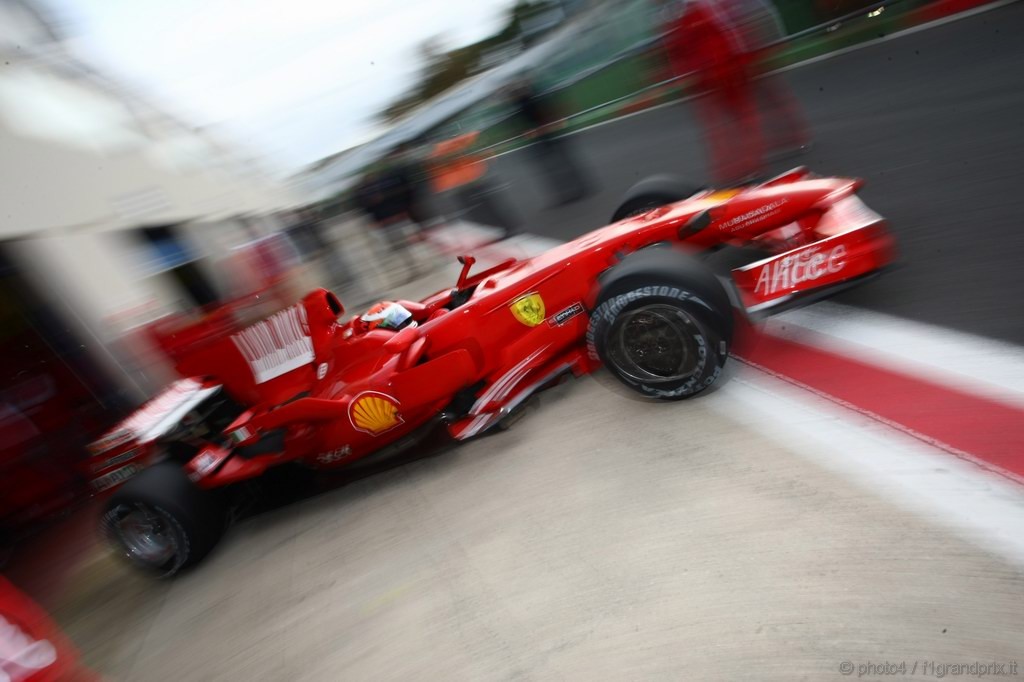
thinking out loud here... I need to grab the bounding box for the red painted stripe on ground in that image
[735,325,1024,482]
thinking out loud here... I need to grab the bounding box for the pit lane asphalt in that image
[55,361,1024,680]
[489,1,1024,345]
[38,8,1024,676]
[38,253,1024,679]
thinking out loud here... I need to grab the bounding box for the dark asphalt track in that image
[490,1,1024,344]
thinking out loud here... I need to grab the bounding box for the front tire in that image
[587,249,733,400]
[102,462,225,578]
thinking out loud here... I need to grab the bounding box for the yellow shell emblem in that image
[349,392,403,435]
[510,292,545,327]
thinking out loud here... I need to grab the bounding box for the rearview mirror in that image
[456,255,476,290]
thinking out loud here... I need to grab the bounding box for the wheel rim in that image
[106,502,181,572]
[607,304,702,383]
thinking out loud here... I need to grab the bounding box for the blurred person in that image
[391,144,440,232]
[661,0,809,184]
[428,131,519,237]
[509,79,594,207]
[366,148,428,237]
[284,209,329,259]
[285,209,360,292]
[352,164,424,280]
[662,0,761,183]
[722,0,812,160]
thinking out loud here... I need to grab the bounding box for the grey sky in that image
[46,0,512,172]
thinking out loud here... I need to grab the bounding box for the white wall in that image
[7,230,186,395]
[0,0,313,394]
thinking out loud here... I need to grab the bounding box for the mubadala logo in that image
[722,199,787,232]
[754,244,847,296]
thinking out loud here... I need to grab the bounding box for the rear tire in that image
[587,249,733,400]
[102,462,225,578]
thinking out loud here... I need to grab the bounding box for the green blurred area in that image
[328,0,956,206]
[452,0,936,156]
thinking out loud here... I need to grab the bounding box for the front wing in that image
[731,197,896,316]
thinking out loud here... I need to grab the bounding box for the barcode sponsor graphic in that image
[231,304,314,383]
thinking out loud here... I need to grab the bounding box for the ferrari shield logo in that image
[510,292,545,327]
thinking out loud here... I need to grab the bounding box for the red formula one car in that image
[89,168,895,576]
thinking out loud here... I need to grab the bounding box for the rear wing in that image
[86,378,223,491]
[90,378,222,455]
[146,289,344,407]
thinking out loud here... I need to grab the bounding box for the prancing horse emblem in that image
[510,292,545,327]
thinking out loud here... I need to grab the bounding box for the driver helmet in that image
[359,301,415,331]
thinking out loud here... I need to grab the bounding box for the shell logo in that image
[509,292,545,327]
[349,392,403,436]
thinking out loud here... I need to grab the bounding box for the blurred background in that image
[1,0,1022,677]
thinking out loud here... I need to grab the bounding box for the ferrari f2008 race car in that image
[89,168,895,576]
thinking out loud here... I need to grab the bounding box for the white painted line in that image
[768,302,1024,409]
[722,366,1024,567]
